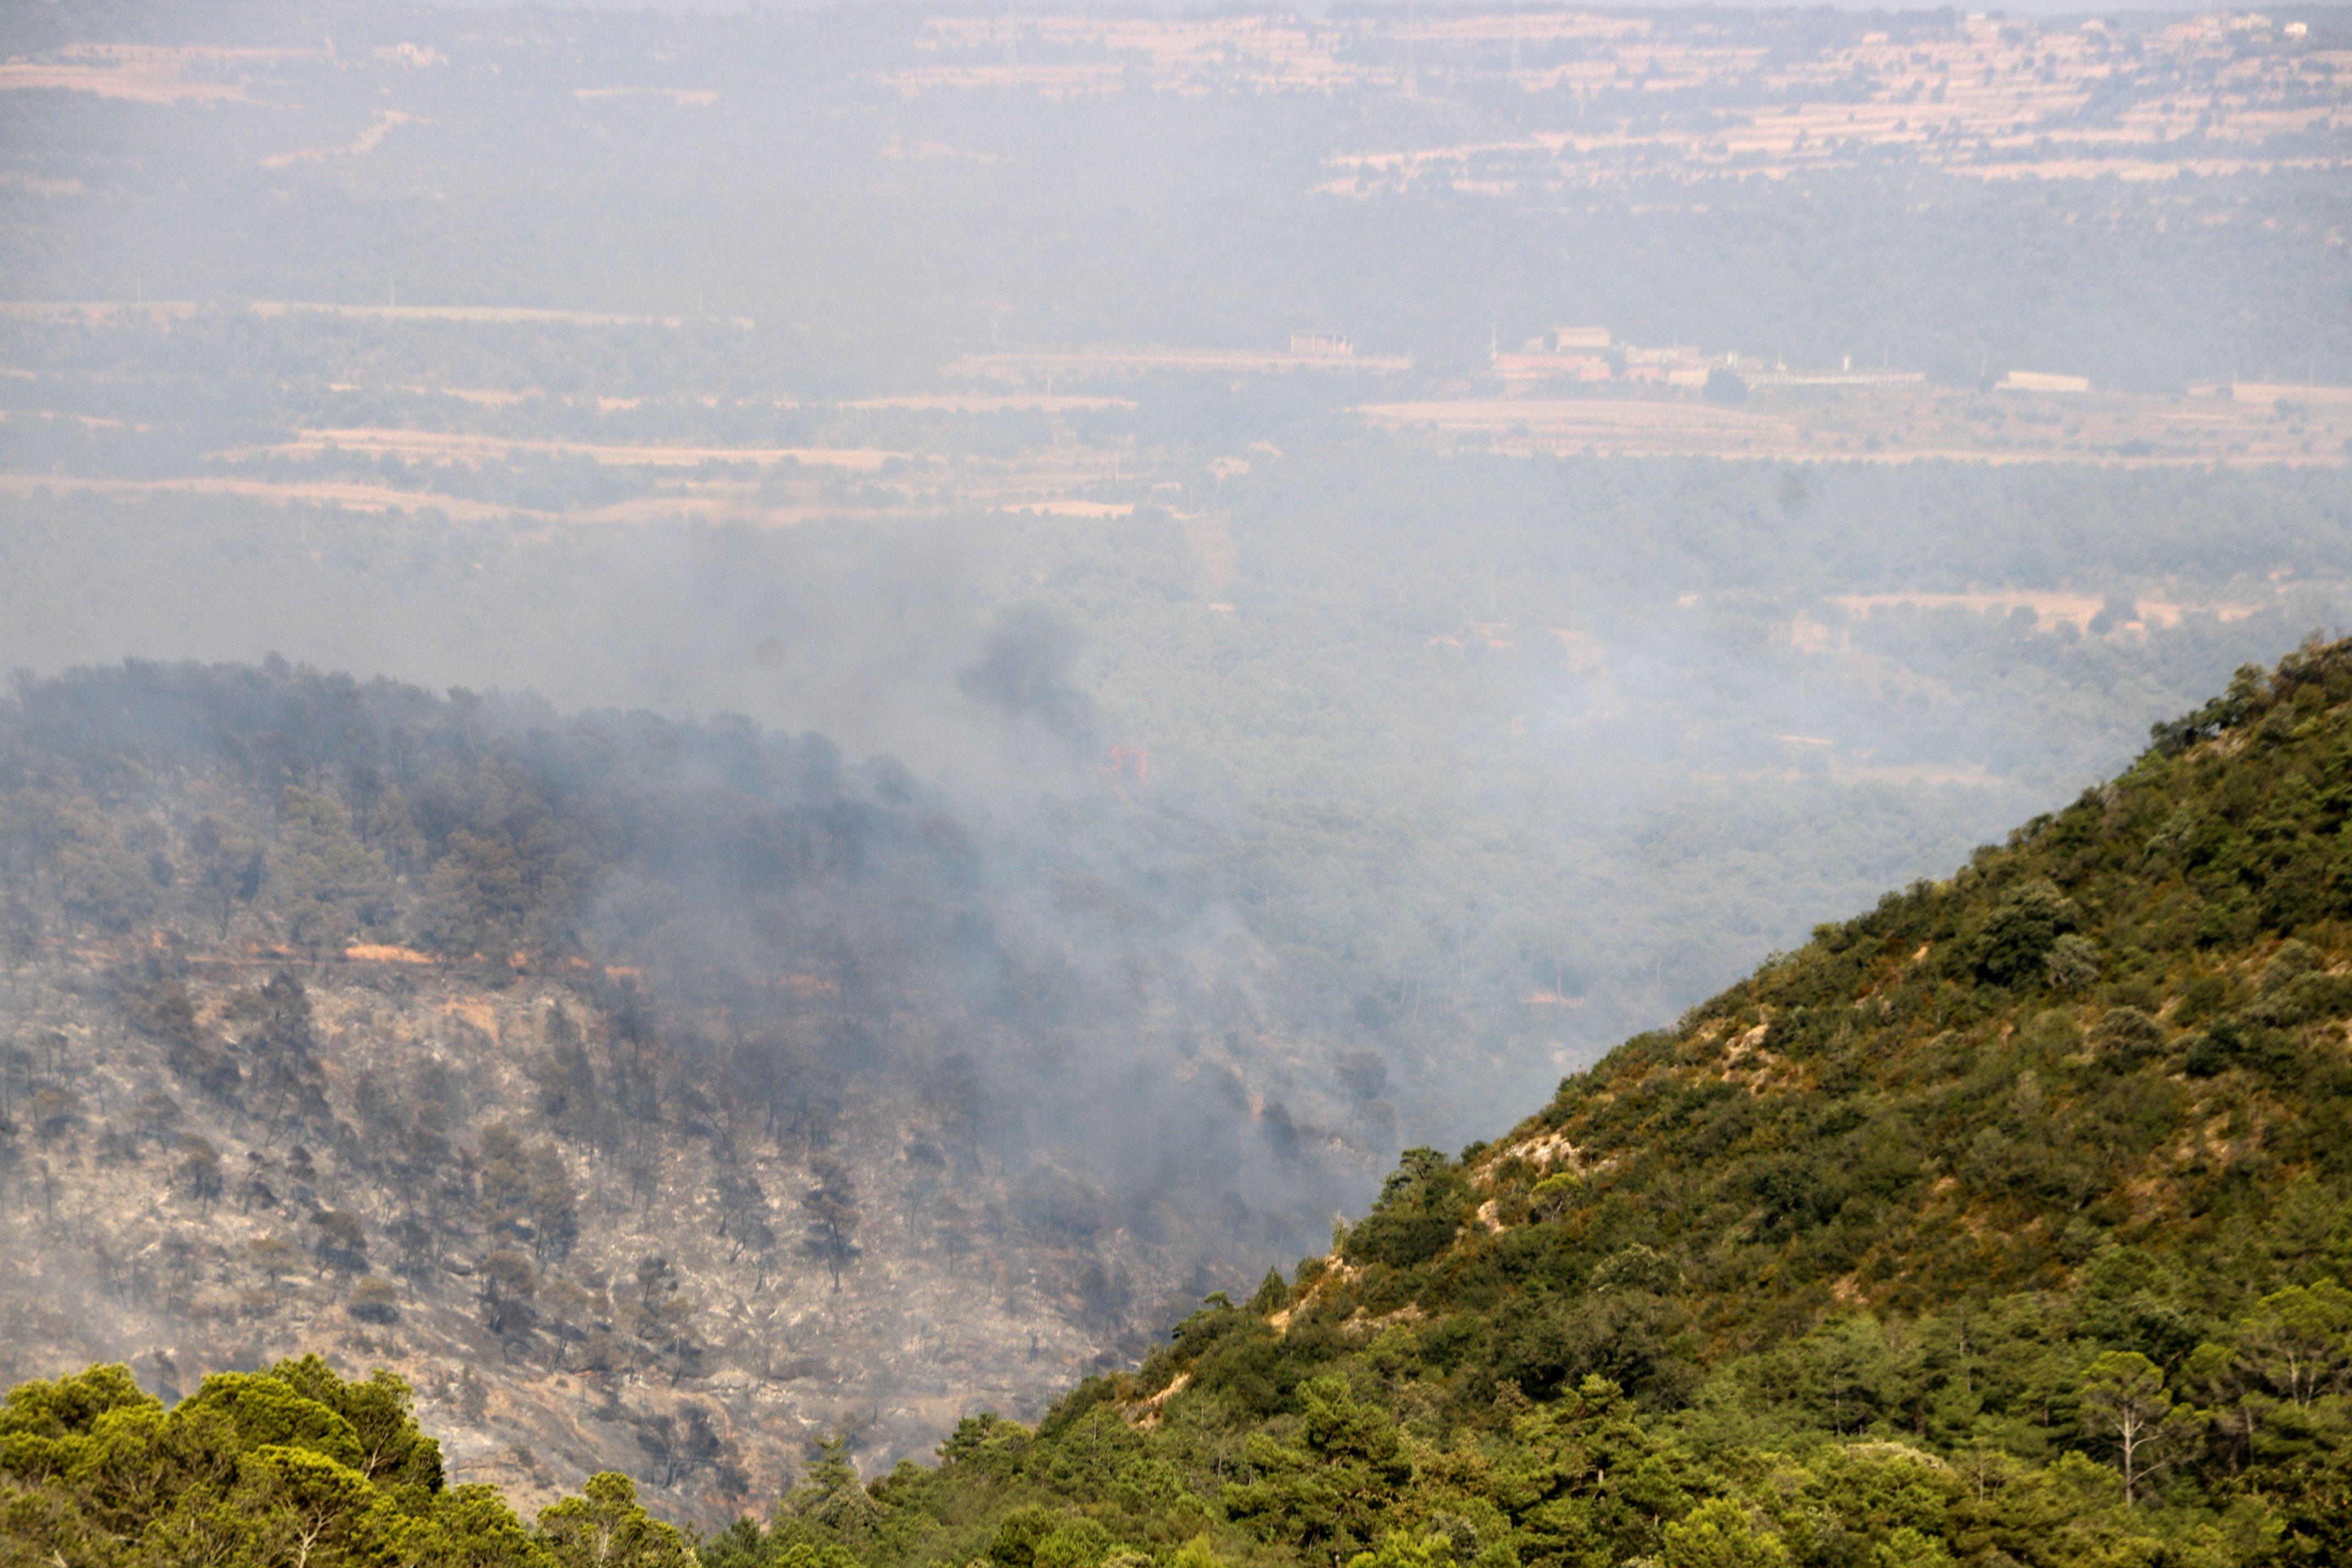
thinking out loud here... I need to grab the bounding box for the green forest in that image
[0,1356,690,1566]
[12,644,2352,1562]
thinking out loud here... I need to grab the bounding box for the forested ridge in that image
[12,647,2352,1559]
[669,643,2352,1566]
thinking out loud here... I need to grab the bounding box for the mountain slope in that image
[1450,639,2352,1359]
[9,646,2352,1565]
[0,660,1363,1522]
[693,641,2352,1567]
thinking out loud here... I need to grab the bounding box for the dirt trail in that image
[263,111,413,170]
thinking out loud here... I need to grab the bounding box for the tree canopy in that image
[0,1356,691,1567]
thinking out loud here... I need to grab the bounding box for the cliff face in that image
[0,662,1368,1524]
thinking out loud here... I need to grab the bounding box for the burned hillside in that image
[0,659,1365,1520]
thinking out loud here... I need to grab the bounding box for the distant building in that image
[1999,371,2090,394]
[1491,326,1621,382]
[1289,331,1353,357]
[1620,345,1698,383]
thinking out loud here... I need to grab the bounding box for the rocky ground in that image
[0,943,1235,1527]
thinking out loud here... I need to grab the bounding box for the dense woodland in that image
[12,636,2352,1564]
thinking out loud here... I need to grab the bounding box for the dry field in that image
[0,471,998,530]
[886,11,2347,190]
[0,63,253,102]
[0,43,322,104]
[1823,591,2268,633]
[1,430,1152,529]
[1360,384,2352,467]
[847,395,1137,413]
[575,87,718,106]
[956,346,1413,381]
[247,303,758,330]
[10,10,2339,195]
[0,301,755,330]
[990,500,1135,518]
[1360,399,1791,457]
[893,15,1360,95]
[0,472,541,523]
[242,428,899,470]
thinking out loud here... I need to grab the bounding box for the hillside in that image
[7,644,2352,1564]
[682,642,2352,1566]
[0,661,1365,1521]
[9,0,2352,1177]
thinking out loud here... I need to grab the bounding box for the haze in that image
[0,0,2346,1519]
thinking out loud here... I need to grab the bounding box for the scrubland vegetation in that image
[665,642,2352,1567]
[13,639,2352,1563]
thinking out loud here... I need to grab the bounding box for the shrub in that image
[347,1278,401,1325]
